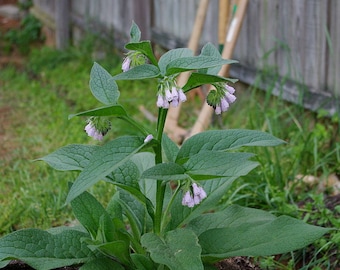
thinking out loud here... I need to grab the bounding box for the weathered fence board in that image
[31,0,339,114]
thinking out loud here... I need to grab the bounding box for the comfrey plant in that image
[0,23,329,270]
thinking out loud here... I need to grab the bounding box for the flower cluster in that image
[84,117,111,141]
[206,83,236,114]
[156,79,187,109]
[182,183,207,208]
[122,51,147,72]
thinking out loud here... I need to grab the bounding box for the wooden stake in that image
[164,0,210,144]
[187,0,248,138]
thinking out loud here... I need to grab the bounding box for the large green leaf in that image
[112,64,160,80]
[162,133,179,163]
[88,241,131,266]
[35,144,99,171]
[0,229,96,270]
[141,162,188,181]
[189,206,329,262]
[141,229,204,270]
[158,48,193,75]
[66,136,145,203]
[165,56,236,76]
[70,190,115,241]
[90,62,120,105]
[187,205,276,235]
[68,105,127,119]
[198,43,237,75]
[142,152,257,182]
[177,129,285,163]
[125,41,158,66]
[184,152,258,180]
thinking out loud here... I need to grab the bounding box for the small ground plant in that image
[0,23,330,270]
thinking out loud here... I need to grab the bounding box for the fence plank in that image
[31,0,339,113]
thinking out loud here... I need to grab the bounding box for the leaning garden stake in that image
[0,22,329,270]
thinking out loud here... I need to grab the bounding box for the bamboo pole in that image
[164,0,210,143]
[187,0,248,138]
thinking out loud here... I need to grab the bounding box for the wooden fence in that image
[31,0,340,115]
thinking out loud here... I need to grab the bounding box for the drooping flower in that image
[182,190,195,208]
[206,83,236,114]
[122,57,132,72]
[192,183,207,204]
[182,183,207,208]
[84,117,111,141]
[156,79,187,109]
[144,134,154,143]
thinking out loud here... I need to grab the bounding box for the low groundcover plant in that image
[0,23,330,270]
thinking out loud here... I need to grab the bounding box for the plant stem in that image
[154,108,168,235]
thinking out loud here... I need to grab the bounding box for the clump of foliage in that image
[0,23,331,270]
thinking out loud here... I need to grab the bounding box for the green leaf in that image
[125,41,158,65]
[187,205,276,236]
[70,190,115,241]
[199,43,236,75]
[66,136,145,203]
[184,152,258,180]
[89,241,131,266]
[0,229,96,270]
[191,206,329,261]
[107,160,140,189]
[35,144,99,171]
[165,56,236,76]
[80,258,125,270]
[130,254,155,270]
[131,152,157,204]
[158,48,193,75]
[141,229,204,270]
[90,62,120,105]
[182,73,237,92]
[112,64,160,80]
[177,129,285,163]
[142,162,188,181]
[162,133,179,162]
[129,21,141,43]
[68,105,127,119]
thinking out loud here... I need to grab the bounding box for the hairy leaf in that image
[177,129,285,163]
[90,62,120,105]
[129,21,141,43]
[142,162,187,181]
[0,229,95,270]
[71,190,114,241]
[158,48,193,75]
[141,229,203,270]
[36,144,99,171]
[166,56,236,76]
[112,64,160,80]
[192,207,329,261]
[66,136,145,203]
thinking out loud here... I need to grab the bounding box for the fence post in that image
[55,0,70,49]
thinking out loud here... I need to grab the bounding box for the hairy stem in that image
[154,108,168,234]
